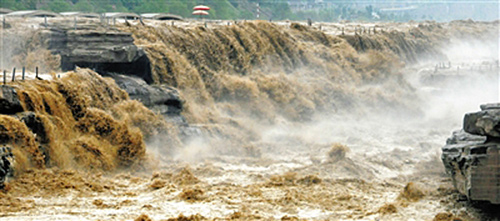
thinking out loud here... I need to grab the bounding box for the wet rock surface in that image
[442,103,500,204]
[0,86,23,115]
[108,74,201,140]
[109,74,183,117]
[39,23,153,83]
[0,146,13,189]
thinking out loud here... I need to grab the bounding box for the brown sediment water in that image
[0,68,179,174]
[119,21,435,158]
[0,18,498,220]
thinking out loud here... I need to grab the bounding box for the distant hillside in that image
[0,0,497,21]
[0,0,292,20]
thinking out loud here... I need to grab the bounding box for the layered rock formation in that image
[442,103,500,204]
[38,22,153,83]
[33,23,187,129]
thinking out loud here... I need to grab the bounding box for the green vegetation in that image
[0,0,259,19]
[0,0,498,21]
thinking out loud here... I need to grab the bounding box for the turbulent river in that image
[0,18,498,220]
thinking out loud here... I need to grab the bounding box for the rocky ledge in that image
[38,22,153,83]
[442,103,500,204]
[106,73,184,123]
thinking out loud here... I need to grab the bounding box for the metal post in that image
[22,67,25,80]
[2,17,5,28]
[11,68,15,82]
[3,70,6,85]
[36,67,38,79]
[113,17,116,26]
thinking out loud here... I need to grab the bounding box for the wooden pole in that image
[11,68,15,82]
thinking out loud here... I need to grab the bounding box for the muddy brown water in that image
[0,18,498,220]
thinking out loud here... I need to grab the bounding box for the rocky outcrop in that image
[442,103,500,204]
[0,146,13,189]
[0,86,23,115]
[108,74,183,117]
[107,73,201,140]
[464,107,500,138]
[38,23,153,83]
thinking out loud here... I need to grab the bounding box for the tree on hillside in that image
[73,0,93,12]
[206,0,239,19]
[42,0,73,12]
[261,0,293,20]
[133,0,167,13]
[167,0,197,17]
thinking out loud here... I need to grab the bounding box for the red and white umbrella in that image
[193,5,210,11]
[192,10,209,15]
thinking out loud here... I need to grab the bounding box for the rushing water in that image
[0,18,498,220]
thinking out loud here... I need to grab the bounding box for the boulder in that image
[108,73,183,118]
[0,146,13,189]
[0,86,23,115]
[463,108,500,138]
[480,103,500,111]
[446,129,486,145]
